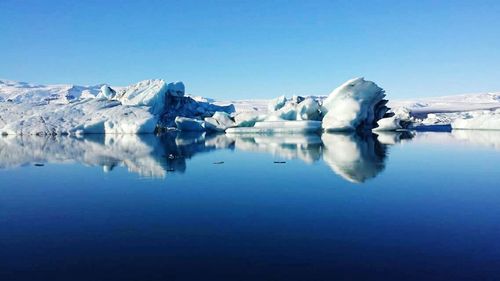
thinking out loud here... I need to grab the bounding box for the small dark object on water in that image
[213,161,224,164]
[166,168,175,172]
[274,161,286,164]
[34,163,44,167]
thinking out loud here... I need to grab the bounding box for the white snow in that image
[0,79,102,104]
[389,92,500,115]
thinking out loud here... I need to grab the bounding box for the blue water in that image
[0,131,499,280]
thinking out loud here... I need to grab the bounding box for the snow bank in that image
[0,79,102,104]
[389,92,500,117]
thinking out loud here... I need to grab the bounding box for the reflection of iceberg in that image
[321,133,388,183]
[0,133,235,178]
[374,131,415,145]
[0,132,408,183]
[228,132,400,183]
[227,133,322,163]
[451,130,500,150]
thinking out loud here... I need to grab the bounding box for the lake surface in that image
[1,131,499,280]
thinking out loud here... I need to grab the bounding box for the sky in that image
[1,0,500,100]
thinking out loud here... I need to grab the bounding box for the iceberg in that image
[175,117,206,131]
[451,109,500,130]
[225,77,390,134]
[0,79,234,135]
[117,79,170,115]
[296,98,322,121]
[374,107,412,131]
[204,111,235,131]
[234,112,265,127]
[321,77,389,131]
[268,95,287,112]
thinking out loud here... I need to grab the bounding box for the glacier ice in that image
[175,117,206,131]
[321,78,389,131]
[268,95,287,112]
[0,79,102,104]
[296,98,321,121]
[0,79,234,135]
[226,77,390,134]
[96,85,116,100]
[451,109,500,130]
[166,82,185,97]
[374,107,412,131]
[234,112,265,127]
[117,79,170,115]
[204,111,235,131]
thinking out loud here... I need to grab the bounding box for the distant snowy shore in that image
[1,78,499,135]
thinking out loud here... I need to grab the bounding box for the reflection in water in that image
[452,130,500,150]
[2,130,470,183]
[321,133,387,183]
[226,134,323,164]
[0,133,233,178]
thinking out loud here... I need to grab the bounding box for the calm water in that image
[0,131,499,281]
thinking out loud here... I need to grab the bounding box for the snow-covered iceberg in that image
[0,79,234,135]
[321,78,390,131]
[223,77,390,134]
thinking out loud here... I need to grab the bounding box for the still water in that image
[0,131,499,280]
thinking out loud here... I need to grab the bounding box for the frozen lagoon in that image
[1,131,500,280]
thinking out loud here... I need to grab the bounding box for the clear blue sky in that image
[1,0,499,99]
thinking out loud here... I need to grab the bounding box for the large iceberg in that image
[0,79,234,135]
[321,78,390,131]
[225,77,390,134]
